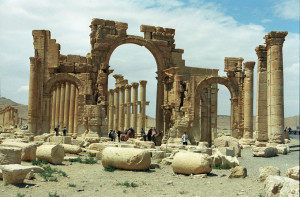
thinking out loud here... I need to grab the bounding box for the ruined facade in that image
[0,106,18,129]
[27,18,287,145]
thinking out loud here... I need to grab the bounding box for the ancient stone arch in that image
[195,76,241,145]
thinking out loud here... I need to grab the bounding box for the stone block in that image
[276,144,290,154]
[264,176,299,197]
[71,139,84,147]
[134,141,155,149]
[172,152,212,175]
[214,136,241,157]
[118,144,137,148]
[286,166,299,181]
[62,144,82,154]
[34,133,52,142]
[0,164,33,184]
[0,146,22,164]
[253,147,278,157]
[229,166,247,178]
[102,147,151,170]
[221,155,239,168]
[259,166,280,182]
[87,149,99,157]
[151,151,165,159]
[36,144,65,164]
[1,142,37,161]
[48,136,71,144]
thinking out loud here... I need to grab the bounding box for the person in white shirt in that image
[182,131,188,145]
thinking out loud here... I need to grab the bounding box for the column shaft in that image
[243,61,255,139]
[73,87,79,137]
[119,86,125,131]
[265,31,288,144]
[255,45,268,142]
[125,85,132,130]
[139,80,147,132]
[131,83,139,133]
[63,82,71,131]
[108,90,114,130]
[50,88,56,131]
[55,84,61,128]
[59,83,65,127]
[113,88,119,131]
[68,84,75,134]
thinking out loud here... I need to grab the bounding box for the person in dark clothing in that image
[117,130,121,142]
[147,129,152,141]
[55,125,60,136]
[62,126,67,136]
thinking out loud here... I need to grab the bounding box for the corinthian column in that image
[255,45,268,143]
[242,61,255,142]
[119,86,125,131]
[50,87,56,132]
[265,31,288,144]
[28,57,38,134]
[68,84,76,134]
[108,89,114,130]
[113,87,119,131]
[73,87,79,137]
[139,80,147,132]
[131,82,139,133]
[55,84,61,128]
[125,85,132,130]
[59,83,65,127]
[64,82,71,129]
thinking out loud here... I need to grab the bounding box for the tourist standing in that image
[62,126,67,136]
[55,125,60,136]
[117,130,121,142]
[182,131,188,145]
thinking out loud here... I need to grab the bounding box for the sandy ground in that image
[0,136,299,197]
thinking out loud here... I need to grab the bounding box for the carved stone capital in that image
[243,61,255,71]
[131,82,139,88]
[139,80,147,86]
[264,31,288,46]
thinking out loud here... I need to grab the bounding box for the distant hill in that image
[0,97,299,129]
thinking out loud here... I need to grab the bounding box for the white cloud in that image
[0,0,299,118]
[261,19,272,23]
[17,85,29,92]
[274,0,300,20]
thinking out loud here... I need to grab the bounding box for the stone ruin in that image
[26,18,288,147]
[0,106,18,130]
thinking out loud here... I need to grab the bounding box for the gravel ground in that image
[0,137,299,197]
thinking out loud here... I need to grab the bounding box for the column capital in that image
[244,61,255,71]
[264,31,288,46]
[108,89,114,94]
[114,87,120,92]
[131,82,139,88]
[255,45,267,58]
[125,84,132,90]
[139,80,147,86]
[119,85,126,91]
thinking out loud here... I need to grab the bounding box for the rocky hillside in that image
[0,97,28,121]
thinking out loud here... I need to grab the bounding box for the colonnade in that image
[0,106,18,128]
[50,81,79,136]
[108,80,148,134]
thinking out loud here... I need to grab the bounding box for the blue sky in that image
[0,0,299,118]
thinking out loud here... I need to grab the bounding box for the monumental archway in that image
[195,76,240,145]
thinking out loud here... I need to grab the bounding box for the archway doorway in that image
[108,44,157,132]
[217,84,231,136]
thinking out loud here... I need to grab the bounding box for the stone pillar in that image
[125,85,132,130]
[156,74,164,131]
[73,87,79,137]
[255,45,268,143]
[108,89,114,130]
[119,86,125,131]
[59,83,65,127]
[68,84,76,135]
[64,82,71,130]
[50,88,56,132]
[243,61,255,141]
[265,31,288,144]
[139,80,147,132]
[207,88,212,146]
[237,58,244,137]
[200,100,208,142]
[28,57,38,134]
[55,84,61,128]
[113,87,119,131]
[131,82,139,133]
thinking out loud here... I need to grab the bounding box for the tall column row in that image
[107,80,148,136]
[50,82,78,136]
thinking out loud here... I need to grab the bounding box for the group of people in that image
[54,125,67,136]
[108,128,136,142]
